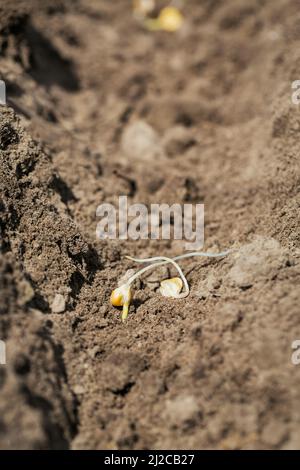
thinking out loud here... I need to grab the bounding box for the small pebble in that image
[227,236,289,288]
[73,384,85,395]
[51,294,66,313]
[88,346,101,359]
[163,395,199,427]
[121,120,162,161]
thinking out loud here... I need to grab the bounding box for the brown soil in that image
[1,0,300,450]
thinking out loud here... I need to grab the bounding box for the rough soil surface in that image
[1,0,300,449]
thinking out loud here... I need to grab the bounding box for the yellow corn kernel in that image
[158,6,183,32]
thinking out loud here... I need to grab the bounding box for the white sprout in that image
[125,250,232,298]
[111,249,232,320]
[126,250,232,265]
[124,255,189,298]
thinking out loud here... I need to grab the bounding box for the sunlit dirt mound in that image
[0,0,300,449]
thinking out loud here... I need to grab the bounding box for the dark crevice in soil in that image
[50,174,78,204]
[110,381,135,397]
[25,23,80,91]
